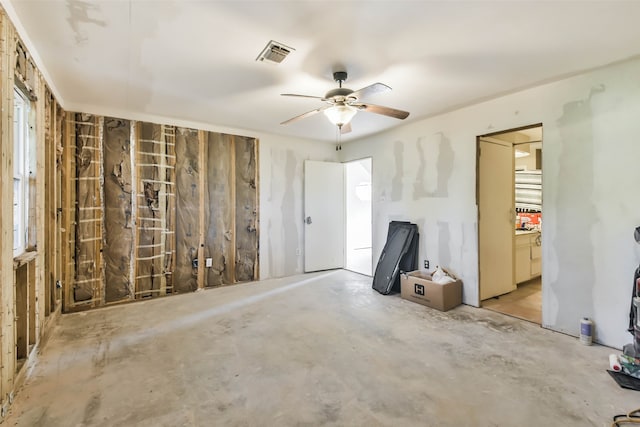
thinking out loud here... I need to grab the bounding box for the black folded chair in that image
[372,221,419,295]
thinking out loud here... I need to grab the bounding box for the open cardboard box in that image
[400,269,462,312]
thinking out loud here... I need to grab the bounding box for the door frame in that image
[343,156,373,276]
[476,123,544,308]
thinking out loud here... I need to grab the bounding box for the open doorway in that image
[345,158,372,276]
[478,125,543,324]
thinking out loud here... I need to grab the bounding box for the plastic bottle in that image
[580,317,593,345]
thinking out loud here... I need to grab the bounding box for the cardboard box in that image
[400,270,462,311]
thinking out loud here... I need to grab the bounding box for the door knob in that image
[305,216,312,225]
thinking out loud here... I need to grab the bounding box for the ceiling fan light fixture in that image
[324,104,357,126]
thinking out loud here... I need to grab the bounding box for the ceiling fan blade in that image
[350,83,391,100]
[280,106,329,125]
[340,122,352,134]
[358,103,410,120]
[281,93,324,100]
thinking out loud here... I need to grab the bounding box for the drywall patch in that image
[391,140,404,201]
[267,219,274,278]
[413,133,454,199]
[282,150,300,275]
[128,2,176,113]
[66,0,106,44]
[438,221,452,268]
[548,86,603,332]
[413,136,430,199]
[433,133,454,198]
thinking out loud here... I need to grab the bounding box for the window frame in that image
[13,87,31,257]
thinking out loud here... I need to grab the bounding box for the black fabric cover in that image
[372,221,419,295]
[608,370,640,391]
[627,225,640,341]
[628,264,640,334]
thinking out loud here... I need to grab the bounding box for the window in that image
[13,88,31,256]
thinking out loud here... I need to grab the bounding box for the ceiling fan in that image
[280,71,410,133]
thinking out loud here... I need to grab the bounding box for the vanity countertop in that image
[515,229,541,236]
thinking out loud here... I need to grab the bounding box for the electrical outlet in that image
[205,258,213,268]
[424,260,430,269]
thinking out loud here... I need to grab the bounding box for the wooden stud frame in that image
[61,122,259,309]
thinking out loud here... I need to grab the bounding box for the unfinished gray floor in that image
[7,270,638,426]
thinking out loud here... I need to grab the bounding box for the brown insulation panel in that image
[234,136,259,282]
[14,40,26,81]
[204,132,233,286]
[73,113,102,305]
[135,122,176,297]
[59,114,258,311]
[103,117,133,302]
[174,127,200,293]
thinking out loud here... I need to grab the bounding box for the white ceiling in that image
[5,0,640,142]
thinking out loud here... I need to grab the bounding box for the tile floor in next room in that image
[483,277,542,324]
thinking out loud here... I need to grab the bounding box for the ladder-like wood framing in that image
[70,113,103,310]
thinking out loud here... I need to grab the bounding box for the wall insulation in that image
[200,132,260,286]
[135,122,176,298]
[174,127,200,293]
[71,114,103,308]
[234,136,259,282]
[62,116,259,310]
[204,132,234,286]
[103,117,133,302]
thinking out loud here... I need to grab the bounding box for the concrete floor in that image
[7,270,638,426]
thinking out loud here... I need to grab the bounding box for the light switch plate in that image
[205,258,213,268]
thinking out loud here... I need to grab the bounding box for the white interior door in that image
[479,138,515,300]
[304,160,345,272]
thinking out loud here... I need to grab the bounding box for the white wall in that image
[339,58,640,349]
[259,137,338,279]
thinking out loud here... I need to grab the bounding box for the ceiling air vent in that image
[256,40,294,64]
